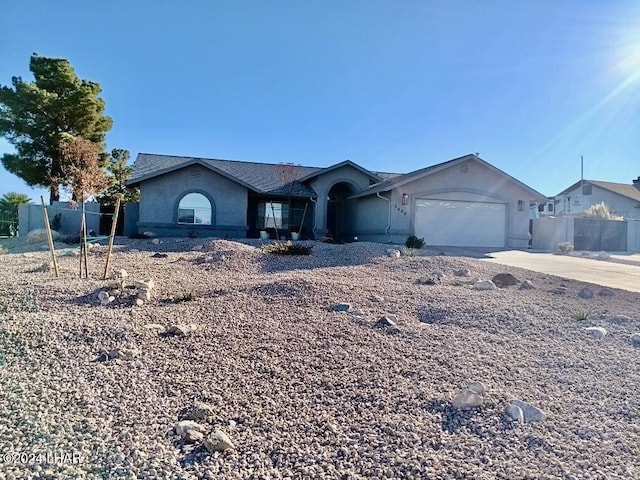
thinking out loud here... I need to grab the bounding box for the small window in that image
[178,193,211,225]
[582,184,592,195]
[518,200,525,211]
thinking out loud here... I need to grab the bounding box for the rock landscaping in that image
[451,381,486,410]
[491,272,519,287]
[0,237,638,479]
[585,326,608,339]
[507,399,546,423]
[579,287,594,299]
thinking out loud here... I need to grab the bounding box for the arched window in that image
[178,193,211,225]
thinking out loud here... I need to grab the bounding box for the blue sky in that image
[1,0,639,202]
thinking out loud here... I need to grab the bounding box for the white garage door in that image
[414,199,506,247]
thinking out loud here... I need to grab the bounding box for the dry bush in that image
[583,202,623,220]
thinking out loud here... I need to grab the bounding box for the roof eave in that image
[351,154,547,200]
[297,160,383,183]
[126,158,258,192]
[349,155,474,199]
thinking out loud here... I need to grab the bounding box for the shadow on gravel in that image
[430,246,512,259]
[417,307,450,325]
[258,247,381,274]
[423,399,516,436]
[176,443,209,468]
[72,288,103,306]
[522,435,555,453]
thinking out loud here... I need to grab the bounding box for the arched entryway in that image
[326,182,356,242]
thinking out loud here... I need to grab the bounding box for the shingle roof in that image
[375,171,402,181]
[296,160,384,183]
[354,155,467,197]
[128,153,400,197]
[128,153,325,197]
[351,153,547,200]
[587,180,640,202]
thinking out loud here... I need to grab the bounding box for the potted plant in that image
[291,225,305,241]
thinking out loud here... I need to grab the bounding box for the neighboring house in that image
[126,153,546,248]
[552,178,640,219]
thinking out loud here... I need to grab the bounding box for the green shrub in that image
[573,309,591,321]
[262,241,313,255]
[405,235,425,249]
[557,242,574,254]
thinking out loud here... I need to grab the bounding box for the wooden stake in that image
[102,198,120,279]
[40,196,59,278]
[79,203,85,278]
[80,201,89,278]
[298,203,308,234]
[83,206,89,277]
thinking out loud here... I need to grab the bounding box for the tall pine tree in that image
[98,149,140,206]
[0,54,112,203]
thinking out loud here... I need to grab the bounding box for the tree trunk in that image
[49,185,60,205]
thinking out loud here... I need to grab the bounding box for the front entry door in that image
[326,201,338,240]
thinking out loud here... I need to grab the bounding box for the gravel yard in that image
[0,237,638,479]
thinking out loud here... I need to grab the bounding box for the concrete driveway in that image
[482,250,640,293]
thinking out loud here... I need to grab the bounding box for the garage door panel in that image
[414,199,505,247]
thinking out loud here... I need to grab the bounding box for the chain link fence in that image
[0,212,18,237]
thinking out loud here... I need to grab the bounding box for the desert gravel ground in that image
[0,237,638,480]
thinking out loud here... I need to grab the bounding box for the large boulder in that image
[578,287,593,299]
[203,429,235,452]
[26,228,61,244]
[491,273,519,287]
[473,280,497,291]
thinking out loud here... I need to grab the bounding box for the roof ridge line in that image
[138,153,325,170]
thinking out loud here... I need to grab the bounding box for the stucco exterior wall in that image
[562,185,640,219]
[123,202,139,237]
[355,158,537,248]
[627,220,640,252]
[531,217,574,251]
[19,201,100,237]
[137,165,248,237]
[353,195,395,238]
[308,166,373,237]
